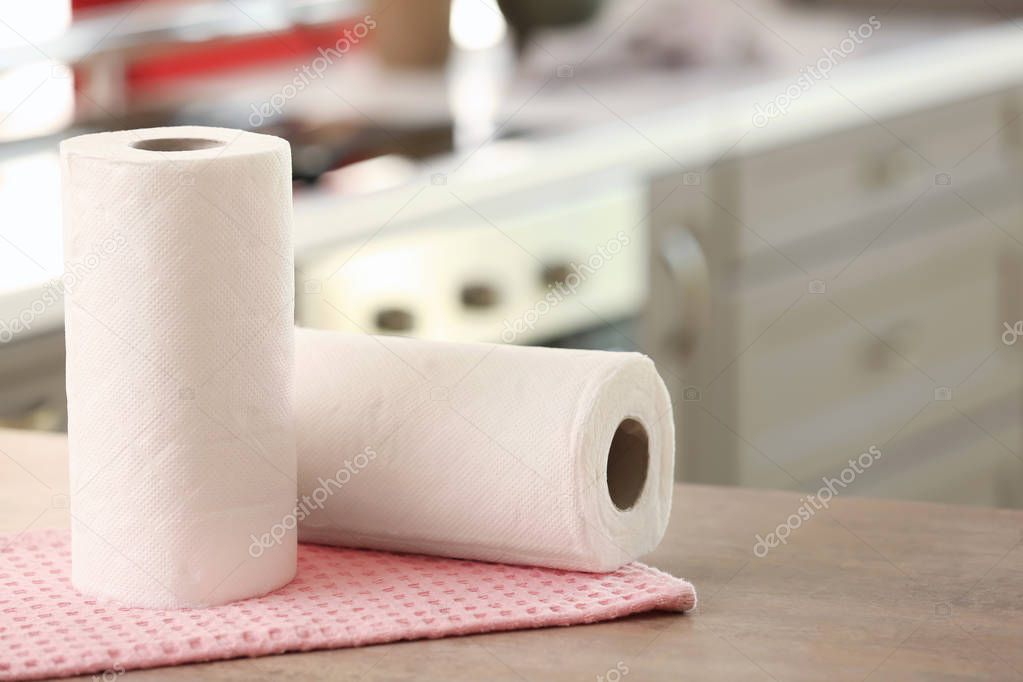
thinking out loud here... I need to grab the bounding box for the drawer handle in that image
[658,224,710,360]
[863,320,916,370]
[862,149,915,190]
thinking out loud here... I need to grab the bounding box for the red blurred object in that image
[70,0,367,93]
[127,22,365,88]
[73,0,129,8]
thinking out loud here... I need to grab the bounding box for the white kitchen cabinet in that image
[647,88,1023,508]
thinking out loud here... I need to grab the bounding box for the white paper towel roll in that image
[61,127,297,607]
[295,328,674,572]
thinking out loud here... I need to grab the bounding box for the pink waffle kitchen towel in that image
[0,529,696,681]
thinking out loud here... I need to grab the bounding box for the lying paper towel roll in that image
[295,328,674,572]
[61,127,297,607]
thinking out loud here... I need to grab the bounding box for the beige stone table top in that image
[1,427,1021,681]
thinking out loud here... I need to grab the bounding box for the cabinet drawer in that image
[727,91,1011,267]
[856,393,1023,508]
[725,192,1023,486]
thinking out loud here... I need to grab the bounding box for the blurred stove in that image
[295,166,648,348]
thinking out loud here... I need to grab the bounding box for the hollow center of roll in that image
[606,418,649,511]
[132,138,226,152]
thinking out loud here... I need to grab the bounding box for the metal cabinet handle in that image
[658,223,710,360]
[862,148,916,190]
[862,320,916,371]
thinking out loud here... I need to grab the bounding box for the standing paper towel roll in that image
[61,127,297,607]
[294,328,674,572]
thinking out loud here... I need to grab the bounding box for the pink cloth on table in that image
[0,529,696,681]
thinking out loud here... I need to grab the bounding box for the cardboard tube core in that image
[132,138,226,152]
[606,418,649,511]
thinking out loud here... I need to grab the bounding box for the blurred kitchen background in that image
[3,0,1023,508]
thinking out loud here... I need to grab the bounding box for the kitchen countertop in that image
[1,427,1021,680]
